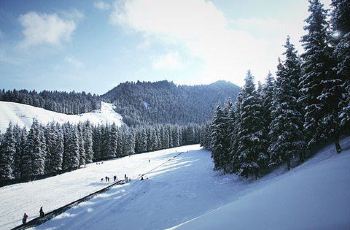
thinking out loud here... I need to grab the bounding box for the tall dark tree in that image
[108,123,118,158]
[300,0,336,149]
[211,105,227,171]
[24,120,47,178]
[78,123,86,167]
[236,71,267,178]
[123,128,135,156]
[51,124,64,173]
[84,122,94,163]
[13,125,26,179]
[261,73,275,136]
[331,0,350,135]
[229,92,243,174]
[269,38,305,170]
[0,124,16,180]
[45,123,56,174]
[200,123,212,150]
[63,124,80,171]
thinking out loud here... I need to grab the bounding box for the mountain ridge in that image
[102,80,240,126]
[0,80,240,126]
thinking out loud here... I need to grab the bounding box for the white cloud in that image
[94,1,111,10]
[109,0,333,86]
[64,56,84,69]
[109,0,279,86]
[152,52,184,70]
[19,12,78,48]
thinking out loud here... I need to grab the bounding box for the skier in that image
[114,175,117,181]
[140,176,144,181]
[124,174,128,182]
[22,213,28,224]
[40,207,44,217]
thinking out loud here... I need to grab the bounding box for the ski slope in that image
[1,140,350,230]
[0,101,123,133]
[0,145,200,230]
[173,140,350,230]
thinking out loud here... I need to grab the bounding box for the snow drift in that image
[0,101,123,133]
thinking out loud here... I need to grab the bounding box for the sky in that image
[0,0,331,94]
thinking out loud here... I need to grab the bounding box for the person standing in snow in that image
[40,207,44,217]
[22,213,28,224]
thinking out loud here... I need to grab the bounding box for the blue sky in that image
[0,0,331,94]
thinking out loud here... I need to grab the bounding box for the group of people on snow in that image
[100,174,130,183]
[22,206,45,224]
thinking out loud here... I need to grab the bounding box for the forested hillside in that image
[102,80,240,126]
[0,90,101,115]
[0,81,239,125]
[202,0,350,179]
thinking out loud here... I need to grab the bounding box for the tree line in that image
[0,121,201,185]
[201,0,350,179]
[0,89,101,114]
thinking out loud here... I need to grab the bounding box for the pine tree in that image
[269,38,306,170]
[92,125,102,161]
[117,126,126,157]
[84,122,94,163]
[211,105,226,170]
[139,128,147,152]
[45,123,56,174]
[300,0,335,149]
[173,126,180,147]
[331,0,350,136]
[13,125,25,179]
[123,128,135,156]
[229,92,242,174]
[25,120,47,178]
[236,71,266,178]
[0,123,16,180]
[199,123,211,150]
[261,72,275,140]
[78,123,86,166]
[210,102,232,173]
[51,123,64,173]
[108,123,118,158]
[63,124,80,171]
[99,125,109,159]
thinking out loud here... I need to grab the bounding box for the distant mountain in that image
[102,80,240,126]
[0,80,240,127]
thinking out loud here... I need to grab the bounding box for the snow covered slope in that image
[0,101,123,132]
[173,140,350,230]
[1,140,349,230]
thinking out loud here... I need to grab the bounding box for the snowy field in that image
[1,139,350,230]
[0,101,123,133]
[173,139,350,230]
[0,145,200,229]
